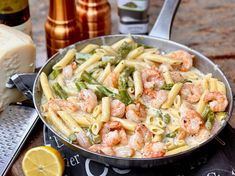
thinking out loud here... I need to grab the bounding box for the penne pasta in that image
[136,48,159,61]
[196,90,209,114]
[165,140,176,150]
[111,37,134,51]
[183,71,199,80]
[133,70,143,98]
[113,60,125,74]
[92,104,102,118]
[48,108,72,137]
[86,61,102,72]
[202,76,209,91]
[152,134,163,142]
[40,36,229,158]
[145,54,183,65]
[57,111,83,133]
[217,81,226,94]
[40,72,54,100]
[111,117,137,131]
[101,45,118,56]
[80,44,99,53]
[155,118,166,128]
[91,68,103,79]
[70,114,91,128]
[163,71,174,84]
[209,78,217,92]
[162,83,183,109]
[53,48,76,70]
[168,108,180,119]
[165,145,190,156]
[125,60,150,69]
[91,121,103,135]
[101,97,111,122]
[75,53,103,74]
[145,115,156,125]
[126,46,144,60]
[147,125,165,135]
[173,95,181,109]
[177,139,186,147]
[97,63,111,83]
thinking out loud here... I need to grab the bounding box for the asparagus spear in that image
[118,67,134,105]
[160,83,174,90]
[52,82,68,99]
[80,71,132,105]
[49,69,60,80]
[205,111,215,130]
[75,81,87,91]
[165,131,177,138]
[80,71,116,97]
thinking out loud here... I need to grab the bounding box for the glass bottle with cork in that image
[0,0,32,36]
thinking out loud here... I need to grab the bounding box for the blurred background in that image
[29,0,235,65]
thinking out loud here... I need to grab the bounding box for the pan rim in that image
[33,34,234,163]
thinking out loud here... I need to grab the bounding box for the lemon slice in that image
[22,146,65,176]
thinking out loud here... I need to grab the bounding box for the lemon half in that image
[22,146,65,176]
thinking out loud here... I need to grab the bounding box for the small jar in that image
[117,0,149,34]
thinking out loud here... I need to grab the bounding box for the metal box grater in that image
[0,105,38,176]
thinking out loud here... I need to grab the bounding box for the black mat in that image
[44,125,235,176]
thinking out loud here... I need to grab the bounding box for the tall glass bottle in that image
[76,0,111,39]
[45,0,81,57]
[0,0,32,36]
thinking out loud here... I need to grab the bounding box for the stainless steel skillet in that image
[13,0,234,168]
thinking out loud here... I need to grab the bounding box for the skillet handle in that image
[6,73,37,100]
[149,0,181,40]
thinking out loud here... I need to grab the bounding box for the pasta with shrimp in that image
[40,36,229,158]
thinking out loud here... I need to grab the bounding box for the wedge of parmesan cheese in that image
[0,24,36,111]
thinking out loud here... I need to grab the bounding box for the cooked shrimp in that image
[48,99,78,112]
[129,124,153,151]
[114,146,135,158]
[78,89,98,113]
[151,90,168,109]
[63,65,73,79]
[167,50,193,72]
[62,62,77,79]
[102,130,121,146]
[111,99,126,118]
[141,142,166,158]
[159,63,173,72]
[180,108,204,135]
[170,71,184,83]
[180,83,202,103]
[129,131,144,151]
[142,89,168,109]
[177,128,187,140]
[104,72,118,88]
[71,61,77,70]
[135,124,153,143]
[204,91,228,112]
[141,67,165,89]
[143,88,157,98]
[89,144,115,156]
[101,121,128,146]
[75,131,91,148]
[126,103,147,123]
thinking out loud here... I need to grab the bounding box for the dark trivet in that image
[44,125,235,176]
